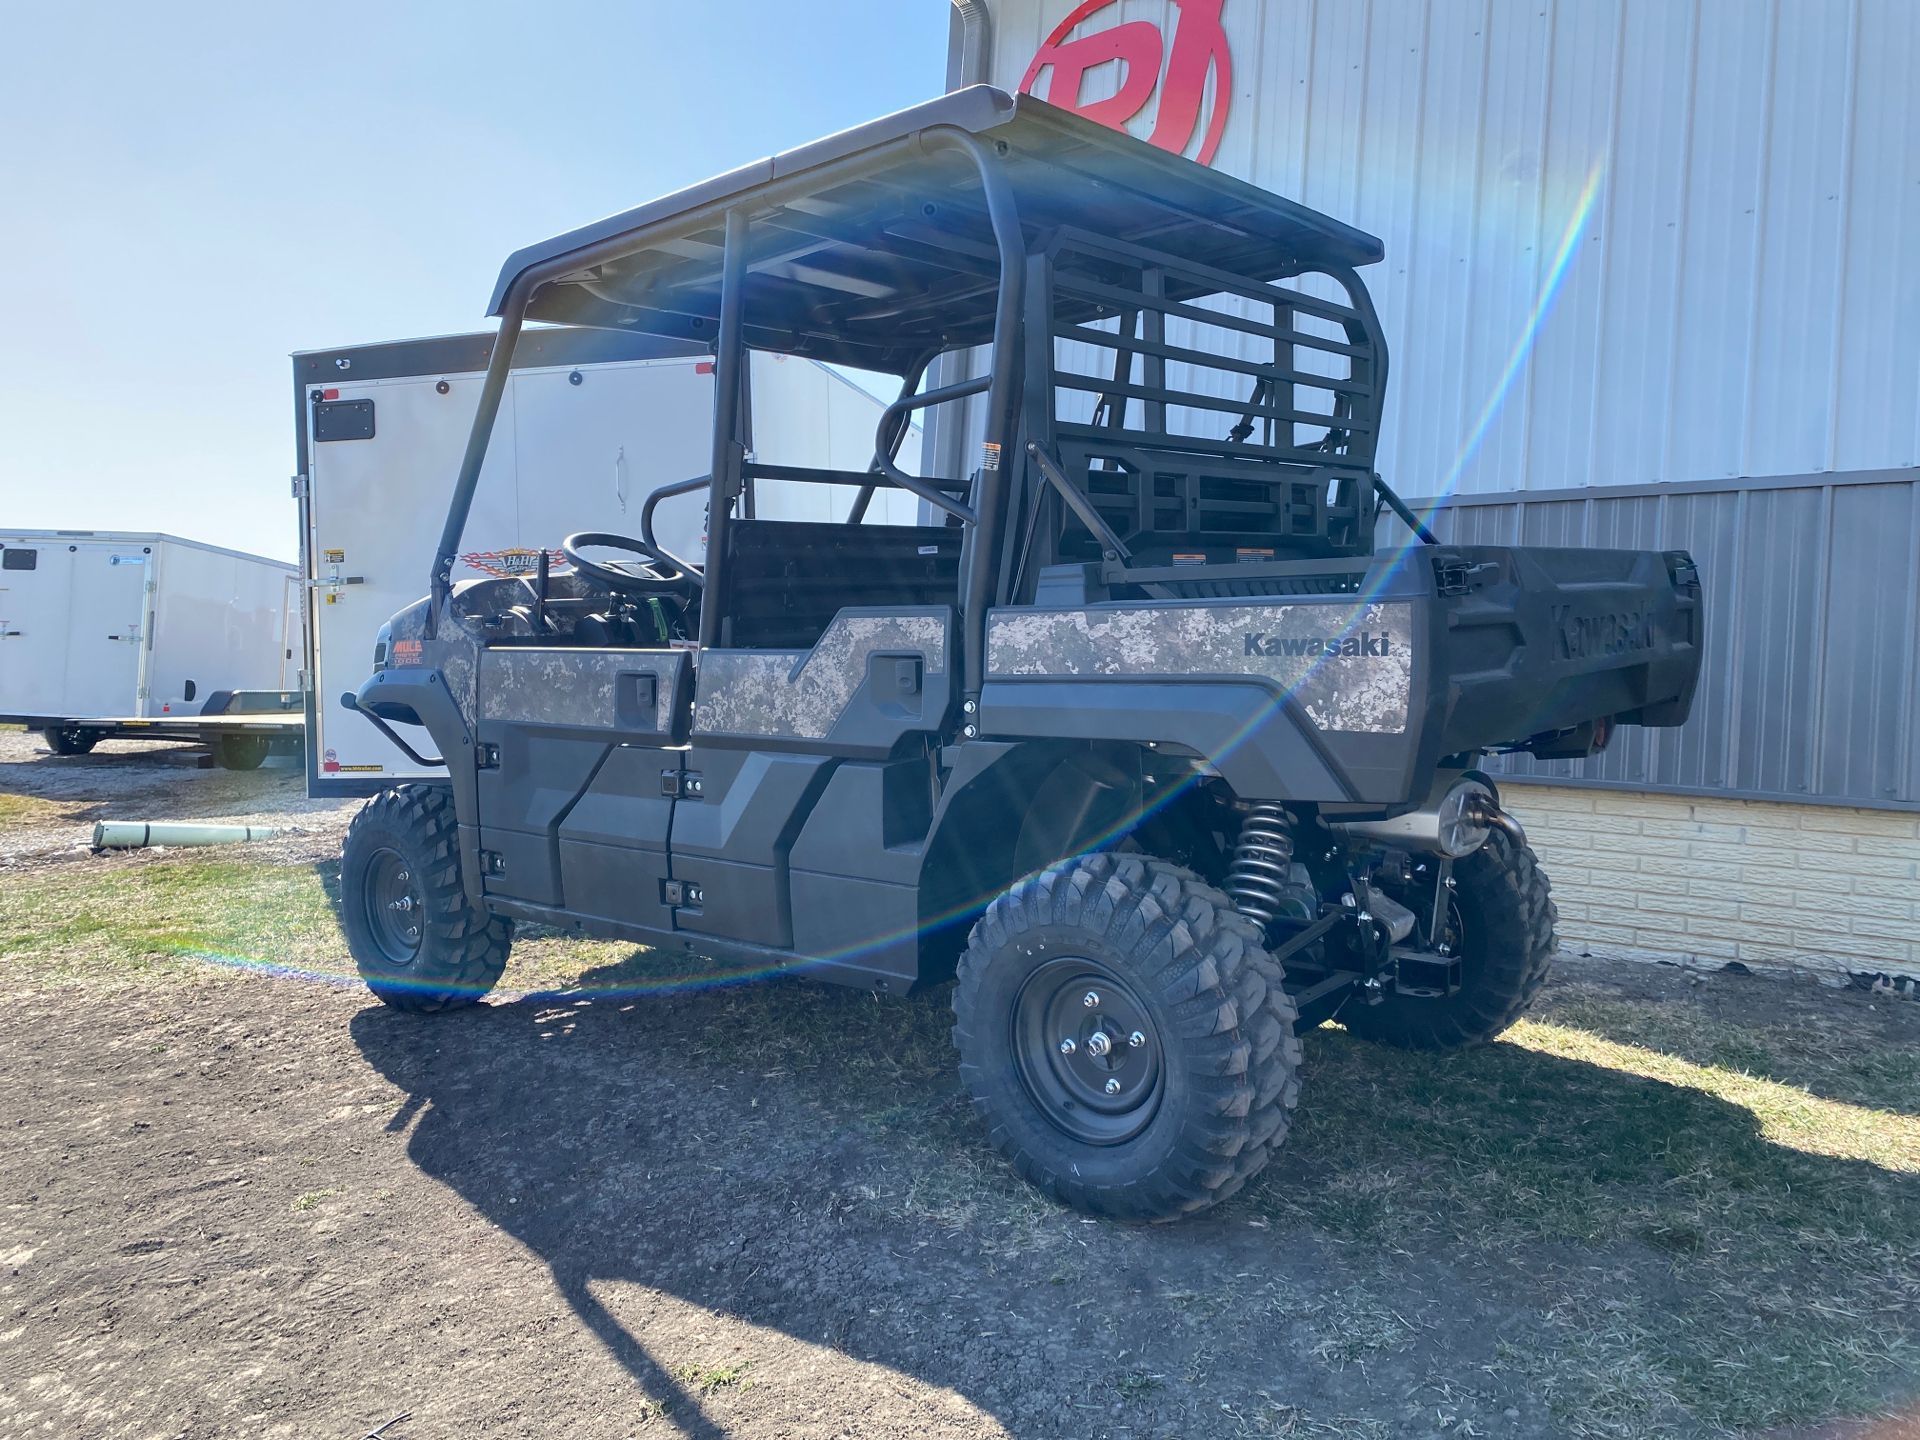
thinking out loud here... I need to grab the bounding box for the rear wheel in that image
[952,853,1302,1221]
[43,726,98,756]
[341,785,511,1012]
[216,733,270,770]
[1340,830,1556,1051]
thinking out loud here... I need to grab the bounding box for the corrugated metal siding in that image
[1399,474,1920,810]
[983,0,1920,493]
[975,0,1920,810]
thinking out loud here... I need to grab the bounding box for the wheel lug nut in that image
[1128,1030,1146,1049]
[1103,1078,1121,1095]
[1082,991,1100,1008]
[1058,1038,1076,1055]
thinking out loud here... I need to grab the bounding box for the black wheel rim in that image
[361,847,424,967]
[1011,956,1164,1146]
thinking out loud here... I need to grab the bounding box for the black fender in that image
[978,679,1365,802]
[348,668,484,903]
[916,740,1151,981]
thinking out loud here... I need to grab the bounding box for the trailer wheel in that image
[952,853,1302,1222]
[43,726,99,757]
[216,734,271,771]
[1341,830,1556,1051]
[341,785,512,1012]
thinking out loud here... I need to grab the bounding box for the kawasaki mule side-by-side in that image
[338,89,1701,1220]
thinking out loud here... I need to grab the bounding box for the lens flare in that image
[1419,157,1609,520]
[185,163,1613,998]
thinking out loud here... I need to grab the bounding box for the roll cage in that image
[429,85,1396,711]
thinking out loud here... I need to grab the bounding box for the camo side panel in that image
[986,602,1415,734]
[379,601,478,735]
[694,612,949,740]
[478,648,682,733]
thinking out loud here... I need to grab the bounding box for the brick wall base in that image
[1503,784,1920,984]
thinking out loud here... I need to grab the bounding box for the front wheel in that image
[952,854,1302,1222]
[340,785,512,1012]
[1340,830,1556,1051]
[43,726,98,756]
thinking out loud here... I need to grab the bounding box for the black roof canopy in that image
[488,87,1385,374]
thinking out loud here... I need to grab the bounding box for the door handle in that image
[613,445,630,512]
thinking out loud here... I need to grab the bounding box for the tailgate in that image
[1428,545,1703,756]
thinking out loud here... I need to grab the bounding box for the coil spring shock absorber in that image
[1225,803,1298,929]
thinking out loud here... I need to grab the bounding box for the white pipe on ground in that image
[91,821,281,851]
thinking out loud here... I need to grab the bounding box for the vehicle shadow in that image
[348,953,1920,1436]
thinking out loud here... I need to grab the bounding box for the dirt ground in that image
[1,732,1916,1440]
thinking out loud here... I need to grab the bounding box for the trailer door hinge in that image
[291,473,308,499]
[661,879,705,908]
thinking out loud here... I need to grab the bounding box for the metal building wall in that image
[971,0,1920,809]
[981,0,1920,494]
[1402,474,1920,811]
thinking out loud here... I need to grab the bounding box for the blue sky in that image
[0,2,949,562]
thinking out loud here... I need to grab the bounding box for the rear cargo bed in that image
[1425,544,1702,757]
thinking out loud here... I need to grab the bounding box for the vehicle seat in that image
[720,519,961,650]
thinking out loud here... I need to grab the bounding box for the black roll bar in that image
[427,280,531,627]
[924,128,1025,712]
[847,352,936,524]
[640,474,711,552]
[869,373,991,523]
[1373,476,1439,546]
[699,208,751,650]
[425,123,1027,709]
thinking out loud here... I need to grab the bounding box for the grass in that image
[0,856,647,993]
[673,1359,750,1394]
[1,853,1915,1433]
[0,792,63,825]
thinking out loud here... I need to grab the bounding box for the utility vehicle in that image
[340,89,1702,1220]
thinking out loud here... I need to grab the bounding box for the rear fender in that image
[919,741,1150,981]
[978,679,1359,802]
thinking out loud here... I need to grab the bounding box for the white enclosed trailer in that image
[0,530,300,762]
[295,327,921,795]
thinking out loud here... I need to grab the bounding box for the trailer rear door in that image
[0,538,148,720]
[306,356,716,785]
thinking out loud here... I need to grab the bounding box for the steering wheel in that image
[561,531,704,596]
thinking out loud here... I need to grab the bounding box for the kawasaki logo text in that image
[1243,632,1392,658]
[1551,606,1653,661]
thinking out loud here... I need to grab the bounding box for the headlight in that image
[1327,776,1506,858]
[1430,778,1496,858]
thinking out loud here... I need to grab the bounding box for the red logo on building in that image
[1020,0,1233,167]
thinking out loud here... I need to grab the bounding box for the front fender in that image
[355,667,471,755]
[350,668,484,903]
